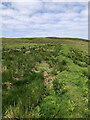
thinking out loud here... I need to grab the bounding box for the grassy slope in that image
[2,37,89,118]
[1,37,89,53]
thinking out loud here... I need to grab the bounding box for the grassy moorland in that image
[1,37,90,118]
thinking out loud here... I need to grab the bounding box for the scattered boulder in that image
[25,51,31,54]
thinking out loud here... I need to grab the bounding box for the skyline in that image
[0,2,88,39]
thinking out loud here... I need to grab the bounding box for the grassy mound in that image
[2,38,89,118]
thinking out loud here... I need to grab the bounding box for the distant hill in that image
[1,37,89,53]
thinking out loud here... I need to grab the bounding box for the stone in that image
[25,51,31,54]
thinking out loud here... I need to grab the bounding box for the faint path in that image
[34,61,54,89]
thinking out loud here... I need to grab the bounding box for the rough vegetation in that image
[2,37,89,118]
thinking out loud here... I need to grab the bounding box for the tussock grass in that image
[2,38,89,118]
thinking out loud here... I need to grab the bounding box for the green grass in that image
[1,37,89,53]
[2,37,89,118]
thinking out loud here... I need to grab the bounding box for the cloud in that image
[0,2,88,39]
[1,0,89,2]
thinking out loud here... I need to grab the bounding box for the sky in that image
[0,1,88,39]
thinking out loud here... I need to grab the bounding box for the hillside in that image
[2,37,89,118]
[1,37,89,53]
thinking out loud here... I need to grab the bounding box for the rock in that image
[25,51,31,54]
